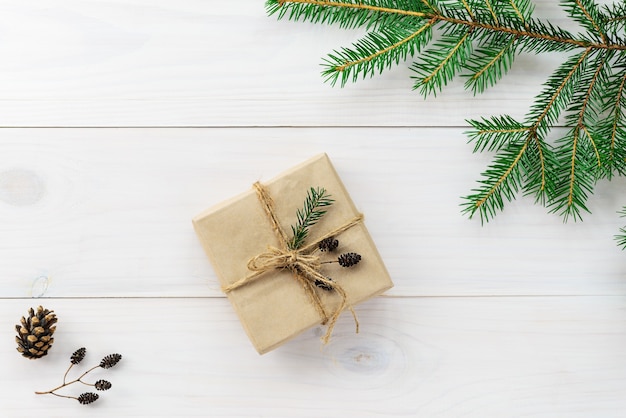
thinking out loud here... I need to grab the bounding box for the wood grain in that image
[1,129,625,299]
[1,1,625,416]
[0,1,586,127]
[2,297,626,417]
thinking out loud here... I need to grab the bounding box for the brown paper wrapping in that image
[192,154,394,354]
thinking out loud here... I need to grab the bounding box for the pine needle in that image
[289,187,334,249]
[267,0,626,244]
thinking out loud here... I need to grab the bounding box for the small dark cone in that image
[77,392,99,405]
[94,380,112,391]
[318,237,339,252]
[15,306,57,359]
[337,252,361,268]
[100,353,122,369]
[70,347,86,365]
[315,277,334,291]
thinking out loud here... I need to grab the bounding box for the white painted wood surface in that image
[1,2,625,417]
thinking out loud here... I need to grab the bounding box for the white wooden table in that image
[2,2,626,416]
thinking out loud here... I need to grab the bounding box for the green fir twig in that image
[267,0,626,245]
[289,187,334,249]
[616,208,626,248]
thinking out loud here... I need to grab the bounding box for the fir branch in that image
[483,0,499,24]
[289,187,334,249]
[603,1,626,35]
[459,0,475,20]
[266,0,428,30]
[520,132,554,205]
[268,0,626,242]
[463,34,518,93]
[462,139,529,222]
[526,48,591,135]
[607,82,626,173]
[268,0,429,21]
[544,49,606,219]
[507,0,533,23]
[413,29,474,95]
[616,207,626,248]
[562,0,608,44]
[596,56,626,178]
[466,115,530,152]
[525,47,589,188]
[571,50,608,128]
[582,125,602,167]
[463,48,590,220]
[421,0,440,13]
[270,0,626,51]
[323,18,435,86]
[549,127,598,221]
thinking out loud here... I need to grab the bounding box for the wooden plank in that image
[2,296,625,416]
[0,1,588,127]
[0,128,625,298]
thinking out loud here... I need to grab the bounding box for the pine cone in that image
[318,237,339,252]
[337,252,361,268]
[95,380,112,391]
[15,306,57,359]
[77,392,99,405]
[70,347,86,365]
[100,353,122,369]
[315,277,334,291]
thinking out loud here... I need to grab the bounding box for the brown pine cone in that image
[77,392,99,405]
[315,277,334,291]
[15,306,57,359]
[337,252,361,268]
[100,353,122,369]
[318,237,339,252]
[70,347,86,364]
[94,380,112,391]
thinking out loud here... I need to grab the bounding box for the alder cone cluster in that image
[337,252,361,268]
[15,306,57,359]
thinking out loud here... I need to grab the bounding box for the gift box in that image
[192,154,393,354]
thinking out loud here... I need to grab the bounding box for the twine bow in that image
[222,182,363,344]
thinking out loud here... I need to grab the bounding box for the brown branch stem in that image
[574,0,608,44]
[471,36,517,81]
[422,30,471,84]
[62,363,74,384]
[574,55,605,168]
[47,392,78,401]
[35,365,100,395]
[508,0,526,23]
[484,0,499,25]
[609,72,626,163]
[478,127,528,135]
[335,17,436,71]
[474,48,591,209]
[474,141,529,208]
[460,0,474,20]
[568,128,580,206]
[277,0,626,51]
[532,48,592,131]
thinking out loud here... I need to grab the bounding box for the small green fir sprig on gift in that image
[35,347,122,405]
[289,187,334,250]
[290,187,362,290]
[267,0,626,244]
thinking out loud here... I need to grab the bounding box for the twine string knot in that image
[247,247,321,272]
[222,182,362,344]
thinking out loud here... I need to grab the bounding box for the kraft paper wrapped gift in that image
[192,154,393,354]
